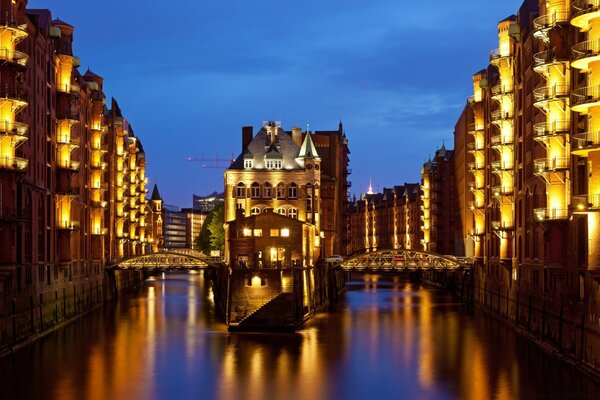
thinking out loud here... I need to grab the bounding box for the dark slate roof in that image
[229,127,303,170]
[151,184,162,201]
[52,18,73,28]
[500,14,517,23]
[84,68,102,79]
[111,98,123,118]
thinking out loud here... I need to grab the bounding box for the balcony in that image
[533,85,569,108]
[572,194,600,211]
[91,227,108,236]
[491,83,514,100]
[91,183,108,191]
[0,155,28,172]
[491,160,514,171]
[491,220,514,231]
[468,180,484,192]
[534,207,569,221]
[492,185,514,197]
[468,228,485,237]
[533,48,569,73]
[533,120,569,141]
[572,39,600,71]
[467,142,484,153]
[490,109,513,125]
[533,11,570,41]
[0,48,28,68]
[572,0,600,31]
[572,85,600,113]
[533,157,569,174]
[468,161,485,171]
[0,120,28,142]
[90,199,108,208]
[572,131,600,156]
[0,207,29,223]
[57,220,81,231]
[468,201,484,211]
[467,123,483,137]
[57,160,80,172]
[490,48,511,65]
[90,161,108,170]
[0,21,28,43]
[0,90,28,112]
[491,133,514,149]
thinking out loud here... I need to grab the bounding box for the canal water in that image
[1,272,599,400]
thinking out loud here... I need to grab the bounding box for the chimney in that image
[242,126,253,150]
[292,127,303,148]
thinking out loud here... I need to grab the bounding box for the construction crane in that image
[187,154,235,169]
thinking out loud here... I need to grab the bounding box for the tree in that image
[194,204,224,253]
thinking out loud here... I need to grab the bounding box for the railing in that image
[572,85,600,107]
[491,109,514,122]
[0,120,28,137]
[491,160,514,171]
[91,228,108,235]
[467,123,483,135]
[492,186,514,196]
[490,48,511,62]
[468,161,485,170]
[468,201,484,210]
[57,220,81,230]
[491,133,514,146]
[534,208,569,221]
[532,11,570,33]
[57,160,80,171]
[468,181,484,190]
[467,142,484,151]
[534,157,569,172]
[533,120,569,138]
[90,199,108,208]
[491,84,514,97]
[56,135,79,146]
[533,48,567,69]
[572,193,600,210]
[572,131,600,151]
[572,0,600,19]
[468,228,485,236]
[0,155,28,172]
[533,85,569,103]
[491,220,514,230]
[91,183,108,191]
[0,47,28,67]
[572,39,600,61]
[0,207,30,221]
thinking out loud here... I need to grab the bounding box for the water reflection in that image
[0,273,598,400]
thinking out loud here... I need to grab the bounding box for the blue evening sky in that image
[28,0,524,207]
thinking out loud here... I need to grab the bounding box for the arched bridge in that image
[338,249,472,272]
[109,248,225,270]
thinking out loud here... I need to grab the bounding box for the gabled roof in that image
[298,132,319,159]
[229,127,303,170]
[151,184,162,201]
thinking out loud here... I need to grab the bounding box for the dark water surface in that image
[1,272,599,400]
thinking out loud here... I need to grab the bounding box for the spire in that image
[151,184,162,201]
[298,132,320,159]
[367,178,374,195]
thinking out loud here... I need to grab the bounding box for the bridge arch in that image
[339,249,470,272]
[109,248,223,270]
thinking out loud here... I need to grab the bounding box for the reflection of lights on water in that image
[207,286,214,304]
[161,272,165,279]
[188,270,199,275]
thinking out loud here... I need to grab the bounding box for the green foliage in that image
[194,204,224,253]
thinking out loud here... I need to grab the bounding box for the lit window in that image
[253,229,263,237]
[244,159,253,169]
[251,207,261,215]
[281,228,290,237]
[251,182,260,198]
[265,160,282,170]
[289,208,298,219]
[236,182,246,198]
[242,228,252,237]
[288,183,297,199]
[277,183,286,199]
[270,229,279,237]
[276,207,286,215]
[263,182,272,198]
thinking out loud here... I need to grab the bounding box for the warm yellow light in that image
[578,204,585,210]
[243,228,252,237]
[281,228,290,237]
[251,276,261,287]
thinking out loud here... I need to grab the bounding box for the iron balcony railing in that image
[533,120,569,139]
[91,227,108,235]
[492,186,514,196]
[0,155,28,172]
[468,180,484,190]
[532,11,570,35]
[572,39,600,62]
[491,109,514,122]
[533,48,568,70]
[533,85,569,103]
[57,160,80,171]
[490,48,511,63]
[572,193,600,210]
[468,161,485,171]
[534,208,569,221]
[491,160,514,171]
[468,228,485,236]
[57,220,81,230]
[491,133,514,146]
[533,157,570,172]
[491,220,514,231]
[491,84,514,98]
[572,85,600,108]
[572,0,600,19]
[0,47,28,67]
[467,123,483,136]
[0,120,28,138]
[468,201,484,210]
[467,142,484,151]
[573,131,600,152]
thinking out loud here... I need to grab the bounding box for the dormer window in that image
[244,159,253,169]
[265,160,282,170]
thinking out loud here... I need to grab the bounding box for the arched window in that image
[276,207,286,215]
[276,183,286,199]
[263,182,272,198]
[288,183,297,199]
[236,182,246,198]
[288,208,298,219]
[306,184,313,212]
[251,182,260,198]
[251,207,261,215]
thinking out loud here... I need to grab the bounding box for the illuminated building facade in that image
[224,121,331,267]
[0,1,155,342]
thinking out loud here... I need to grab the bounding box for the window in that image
[251,182,260,198]
[263,182,272,198]
[307,196,313,212]
[288,183,297,199]
[244,159,253,169]
[266,159,282,170]
[251,207,261,215]
[276,207,286,215]
[236,182,246,198]
[242,228,252,237]
[289,208,298,219]
[277,183,286,199]
[281,228,290,237]
[270,229,279,237]
[253,229,263,237]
